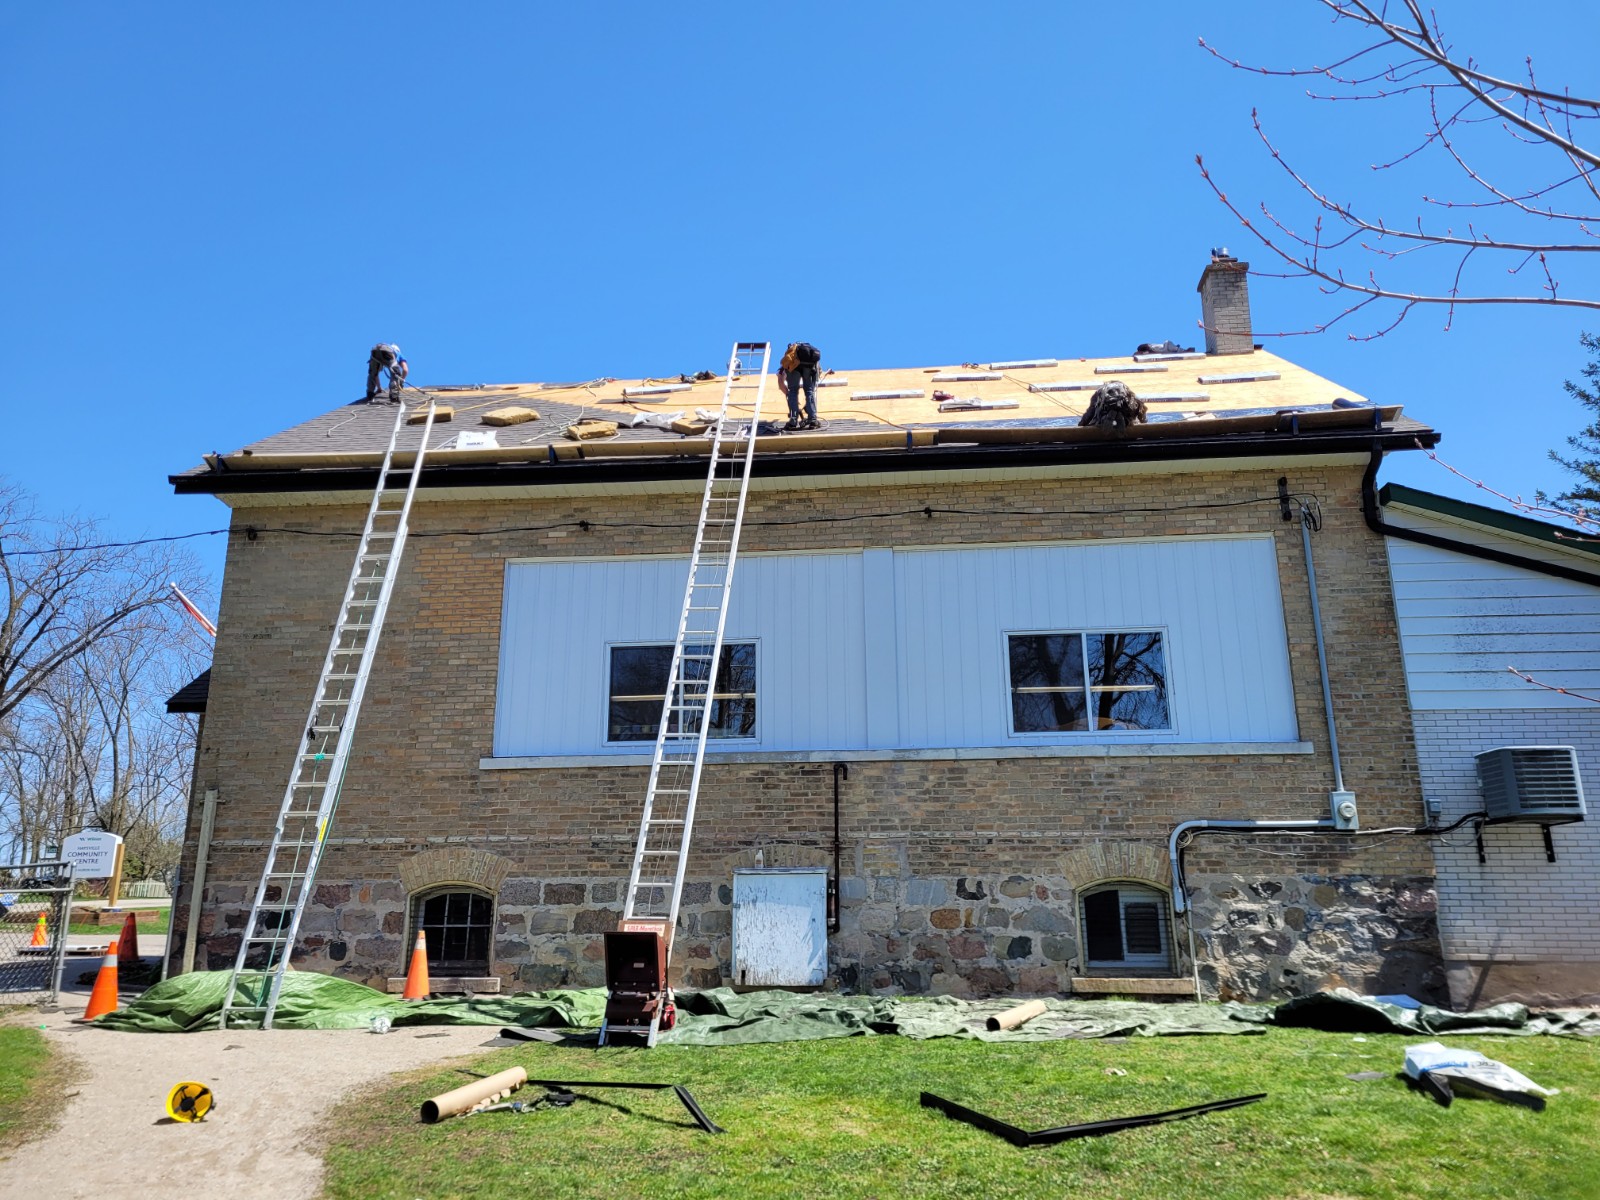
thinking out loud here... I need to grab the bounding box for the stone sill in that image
[480,742,1314,771]
[384,976,502,995]
[1072,976,1194,997]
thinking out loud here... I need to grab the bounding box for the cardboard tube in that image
[986,999,1048,1032]
[420,1066,528,1124]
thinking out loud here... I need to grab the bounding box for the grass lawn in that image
[322,1026,1600,1200]
[0,1021,68,1157]
[65,908,171,936]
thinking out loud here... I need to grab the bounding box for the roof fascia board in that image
[1378,482,1600,561]
[195,450,1381,510]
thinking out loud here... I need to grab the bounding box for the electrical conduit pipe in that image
[1168,497,1344,992]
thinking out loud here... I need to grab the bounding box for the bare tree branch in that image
[1201,2,1600,337]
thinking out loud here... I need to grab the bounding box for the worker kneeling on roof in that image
[365,343,408,403]
[779,341,822,431]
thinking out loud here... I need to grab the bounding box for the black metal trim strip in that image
[919,1091,1267,1146]
[524,1079,723,1134]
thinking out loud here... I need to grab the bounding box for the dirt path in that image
[2,981,497,1199]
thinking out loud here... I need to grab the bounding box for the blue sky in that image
[3,2,1596,602]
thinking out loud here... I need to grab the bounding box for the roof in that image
[165,668,210,714]
[1379,483,1600,562]
[172,348,1438,499]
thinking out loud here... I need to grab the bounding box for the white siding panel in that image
[892,537,1298,747]
[495,553,866,756]
[1386,535,1600,709]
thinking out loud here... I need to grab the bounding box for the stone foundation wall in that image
[188,848,1442,1003]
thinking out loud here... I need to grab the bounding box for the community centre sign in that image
[61,830,123,879]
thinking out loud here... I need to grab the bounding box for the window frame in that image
[1002,627,1173,738]
[1078,882,1175,975]
[409,886,496,977]
[602,638,761,746]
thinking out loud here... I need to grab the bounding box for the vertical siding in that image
[496,537,1300,756]
[891,537,1298,747]
[495,552,866,756]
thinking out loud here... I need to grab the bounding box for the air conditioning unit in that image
[1475,747,1586,824]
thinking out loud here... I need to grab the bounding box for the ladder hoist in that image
[600,341,772,1046]
[220,396,439,1029]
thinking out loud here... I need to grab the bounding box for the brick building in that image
[1377,485,1600,1007]
[167,262,1451,1002]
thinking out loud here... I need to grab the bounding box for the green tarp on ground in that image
[1268,987,1600,1038]
[90,972,1600,1041]
[666,989,1267,1044]
[92,970,607,1033]
[91,971,1264,1040]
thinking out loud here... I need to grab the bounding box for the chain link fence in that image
[0,861,75,1006]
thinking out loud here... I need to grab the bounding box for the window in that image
[1080,883,1172,973]
[412,888,494,976]
[607,642,757,743]
[1007,631,1169,733]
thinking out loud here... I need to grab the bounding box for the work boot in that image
[784,418,802,432]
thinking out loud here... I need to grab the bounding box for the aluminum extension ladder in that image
[604,341,771,1046]
[221,396,440,1029]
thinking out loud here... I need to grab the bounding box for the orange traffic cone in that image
[402,931,431,1000]
[82,942,120,1020]
[117,912,140,971]
[30,912,48,947]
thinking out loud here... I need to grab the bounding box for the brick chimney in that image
[1196,249,1253,355]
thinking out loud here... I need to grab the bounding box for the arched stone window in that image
[411,887,495,977]
[1078,882,1174,975]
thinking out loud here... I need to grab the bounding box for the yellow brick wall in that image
[171,461,1436,1000]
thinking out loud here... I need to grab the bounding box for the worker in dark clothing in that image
[779,341,822,431]
[1078,381,1147,429]
[365,343,409,402]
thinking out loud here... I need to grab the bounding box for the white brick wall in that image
[1414,709,1600,961]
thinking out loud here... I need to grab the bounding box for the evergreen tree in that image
[1547,333,1600,522]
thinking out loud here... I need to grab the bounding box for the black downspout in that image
[829,763,848,934]
[1362,445,1600,587]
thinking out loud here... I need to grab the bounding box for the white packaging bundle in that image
[1404,1041,1555,1107]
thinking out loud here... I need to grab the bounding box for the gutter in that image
[1361,448,1600,587]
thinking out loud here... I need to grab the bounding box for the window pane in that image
[414,888,494,974]
[609,643,756,741]
[1008,634,1087,732]
[1087,632,1169,731]
[1082,889,1124,961]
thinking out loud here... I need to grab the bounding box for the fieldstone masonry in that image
[172,462,1443,1001]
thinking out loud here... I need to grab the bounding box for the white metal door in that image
[731,868,827,986]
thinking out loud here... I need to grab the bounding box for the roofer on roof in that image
[779,342,822,431]
[365,343,408,403]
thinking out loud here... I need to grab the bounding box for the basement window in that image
[1006,631,1169,734]
[412,888,494,977]
[1080,883,1173,973]
[607,642,757,743]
